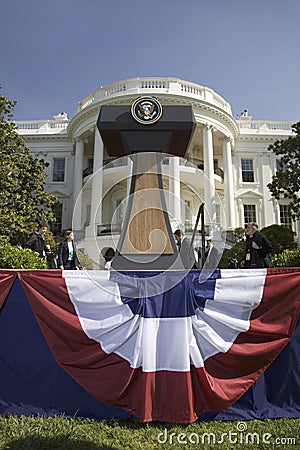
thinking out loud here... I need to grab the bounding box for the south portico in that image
[67,85,238,267]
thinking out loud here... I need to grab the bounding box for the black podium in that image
[97,98,196,270]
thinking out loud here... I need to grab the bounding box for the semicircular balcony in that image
[76,77,233,116]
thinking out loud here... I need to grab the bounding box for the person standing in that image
[45,244,58,269]
[103,247,115,270]
[173,229,196,269]
[203,239,219,270]
[241,222,273,268]
[58,230,80,270]
[24,221,48,259]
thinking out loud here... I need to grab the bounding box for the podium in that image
[97,98,196,270]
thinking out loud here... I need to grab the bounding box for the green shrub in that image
[219,241,245,269]
[260,224,297,254]
[0,243,48,269]
[77,249,94,269]
[272,249,300,268]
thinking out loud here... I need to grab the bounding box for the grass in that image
[0,416,299,449]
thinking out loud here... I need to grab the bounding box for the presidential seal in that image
[131,97,162,125]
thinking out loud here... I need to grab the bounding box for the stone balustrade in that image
[237,119,293,134]
[75,77,233,115]
[13,76,295,137]
[15,120,68,134]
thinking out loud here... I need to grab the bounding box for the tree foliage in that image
[0,89,57,244]
[267,121,300,219]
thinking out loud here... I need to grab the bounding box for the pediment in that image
[236,189,263,199]
[50,189,71,197]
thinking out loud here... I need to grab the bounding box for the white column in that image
[88,127,104,236]
[273,198,280,224]
[223,137,236,229]
[203,124,216,233]
[169,156,181,226]
[72,138,84,230]
[237,198,243,226]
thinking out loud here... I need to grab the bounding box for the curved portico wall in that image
[67,78,240,264]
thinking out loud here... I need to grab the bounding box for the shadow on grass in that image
[4,436,118,450]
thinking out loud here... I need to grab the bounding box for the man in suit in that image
[241,222,273,268]
[58,230,80,270]
[24,221,48,259]
[173,229,196,269]
[203,239,219,270]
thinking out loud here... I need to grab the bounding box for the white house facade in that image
[15,77,297,267]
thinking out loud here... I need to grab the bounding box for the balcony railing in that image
[185,157,224,179]
[84,156,224,179]
[15,120,69,134]
[76,77,233,115]
[237,120,293,133]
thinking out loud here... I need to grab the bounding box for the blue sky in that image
[1,0,299,122]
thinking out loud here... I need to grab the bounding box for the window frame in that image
[52,157,66,183]
[50,202,63,236]
[243,204,256,228]
[241,158,254,183]
[279,204,293,229]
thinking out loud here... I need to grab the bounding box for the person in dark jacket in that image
[24,222,48,259]
[45,244,58,269]
[173,229,196,269]
[58,230,79,270]
[203,239,219,270]
[241,222,273,268]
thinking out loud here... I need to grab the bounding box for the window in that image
[83,158,94,177]
[85,205,91,227]
[280,205,293,229]
[213,159,218,172]
[184,200,192,230]
[215,204,221,226]
[53,158,65,182]
[241,159,254,182]
[243,204,256,228]
[50,203,63,235]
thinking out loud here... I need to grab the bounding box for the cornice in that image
[23,134,72,143]
[236,135,282,143]
[67,94,240,140]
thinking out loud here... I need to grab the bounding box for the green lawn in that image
[0,416,299,449]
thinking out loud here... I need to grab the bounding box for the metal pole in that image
[189,203,204,268]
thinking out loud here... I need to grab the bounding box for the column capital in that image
[204,123,214,131]
[218,135,233,145]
